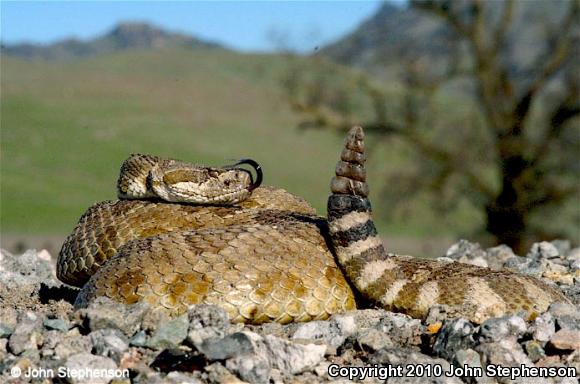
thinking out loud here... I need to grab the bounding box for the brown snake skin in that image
[58,127,569,324]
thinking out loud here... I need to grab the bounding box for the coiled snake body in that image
[58,127,568,324]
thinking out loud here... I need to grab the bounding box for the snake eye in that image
[224,180,231,187]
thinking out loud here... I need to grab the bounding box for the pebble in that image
[43,317,70,332]
[478,315,527,342]
[90,328,129,363]
[531,312,555,343]
[145,313,188,349]
[549,329,580,351]
[64,352,118,384]
[8,312,43,355]
[433,318,476,360]
[1,245,578,384]
[80,297,150,336]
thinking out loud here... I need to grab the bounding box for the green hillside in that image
[2,48,483,259]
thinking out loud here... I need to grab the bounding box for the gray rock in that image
[165,371,203,384]
[478,315,527,343]
[186,304,231,348]
[198,330,324,382]
[433,318,476,360]
[527,242,560,261]
[263,334,326,374]
[64,352,119,384]
[129,330,148,347]
[225,354,270,384]
[0,324,12,338]
[485,245,516,270]
[0,306,18,330]
[0,249,56,284]
[446,240,487,264]
[79,297,150,336]
[8,312,43,355]
[356,328,394,351]
[549,302,580,331]
[371,347,463,384]
[550,240,571,257]
[531,312,555,343]
[476,339,544,384]
[570,258,580,272]
[146,314,188,350]
[375,312,422,346]
[549,329,580,351]
[523,340,546,362]
[453,348,492,384]
[198,331,263,361]
[292,314,356,349]
[90,328,129,363]
[52,328,93,360]
[43,317,70,332]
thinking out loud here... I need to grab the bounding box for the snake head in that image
[224,158,262,192]
[147,158,262,205]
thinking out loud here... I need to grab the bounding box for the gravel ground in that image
[0,240,578,384]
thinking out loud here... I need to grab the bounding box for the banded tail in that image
[327,127,569,324]
[327,126,392,302]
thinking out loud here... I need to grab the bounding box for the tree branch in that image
[513,0,578,125]
[493,0,514,54]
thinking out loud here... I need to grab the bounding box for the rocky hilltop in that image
[1,22,223,60]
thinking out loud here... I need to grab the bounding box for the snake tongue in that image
[224,158,263,192]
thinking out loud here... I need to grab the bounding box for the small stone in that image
[375,312,422,346]
[187,304,231,348]
[292,314,356,349]
[453,348,490,384]
[371,347,463,384]
[446,240,487,261]
[64,352,118,384]
[523,340,546,362]
[80,297,150,336]
[0,307,18,330]
[549,329,580,351]
[43,318,70,332]
[527,242,560,260]
[532,313,555,343]
[198,331,262,361]
[52,328,93,360]
[476,339,534,381]
[433,318,476,361]
[8,312,43,355]
[485,245,516,270]
[225,354,270,384]
[146,314,188,350]
[129,330,148,347]
[478,315,527,342]
[263,334,326,374]
[356,328,394,351]
[551,240,571,257]
[90,328,129,363]
[0,324,13,338]
[548,302,580,331]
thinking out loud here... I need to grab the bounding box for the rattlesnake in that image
[58,127,569,324]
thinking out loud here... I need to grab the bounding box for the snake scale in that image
[58,127,569,324]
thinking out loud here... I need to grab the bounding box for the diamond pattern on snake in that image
[58,127,569,324]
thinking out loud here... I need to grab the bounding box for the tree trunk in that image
[485,149,529,254]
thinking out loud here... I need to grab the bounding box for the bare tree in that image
[284,0,579,253]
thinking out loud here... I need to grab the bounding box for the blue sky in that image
[0,1,396,53]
